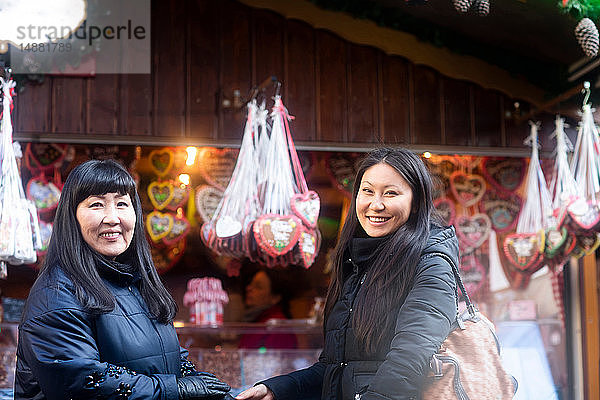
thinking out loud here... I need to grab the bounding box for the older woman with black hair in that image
[15,159,232,400]
[237,147,459,400]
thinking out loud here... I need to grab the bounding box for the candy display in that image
[183,278,229,326]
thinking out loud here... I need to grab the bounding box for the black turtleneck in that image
[348,235,390,270]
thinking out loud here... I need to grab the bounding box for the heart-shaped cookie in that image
[151,239,185,274]
[147,181,174,210]
[482,157,526,193]
[162,215,190,246]
[167,183,190,211]
[26,177,61,213]
[544,226,568,258]
[576,232,600,256]
[215,215,242,238]
[197,147,238,191]
[455,213,491,251]
[449,171,486,207]
[325,153,361,197]
[433,197,456,226]
[253,214,302,257]
[36,220,53,255]
[149,148,174,177]
[568,199,600,230]
[503,232,544,272]
[291,191,320,228]
[200,222,217,249]
[459,255,486,298]
[425,157,456,199]
[195,185,224,223]
[25,143,67,171]
[298,227,321,269]
[479,190,521,233]
[146,211,174,242]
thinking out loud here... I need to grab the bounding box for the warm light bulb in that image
[423,152,432,159]
[179,173,190,186]
[185,146,197,166]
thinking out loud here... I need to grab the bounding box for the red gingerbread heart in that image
[297,227,321,269]
[162,214,191,246]
[482,157,526,194]
[26,177,61,213]
[167,183,190,211]
[433,197,456,226]
[479,190,521,233]
[449,171,486,207]
[291,191,320,228]
[455,213,491,251]
[253,214,302,257]
[503,232,544,272]
[197,147,238,191]
[459,255,486,298]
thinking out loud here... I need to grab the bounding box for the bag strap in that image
[430,251,477,318]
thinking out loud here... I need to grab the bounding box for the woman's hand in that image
[235,384,274,400]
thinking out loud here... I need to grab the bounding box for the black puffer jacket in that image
[262,225,459,400]
[15,260,193,400]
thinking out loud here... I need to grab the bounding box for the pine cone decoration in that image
[472,0,490,16]
[575,18,600,57]
[452,0,472,13]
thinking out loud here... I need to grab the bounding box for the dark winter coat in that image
[261,225,459,400]
[14,260,194,400]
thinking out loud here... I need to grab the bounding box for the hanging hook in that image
[582,81,591,106]
[274,80,282,98]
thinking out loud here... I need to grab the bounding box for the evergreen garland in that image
[560,0,600,21]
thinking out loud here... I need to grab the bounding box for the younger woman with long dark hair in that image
[236,147,459,400]
[15,159,232,400]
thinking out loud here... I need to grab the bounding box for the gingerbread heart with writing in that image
[425,157,456,199]
[167,183,190,211]
[433,197,456,226]
[482,157,526,193]
[291,191,320,228]
[146,211,174,242]
[503,232,544,272]
[195,185,224,223]
[479,190,521,233]
[449,171,486,207]
[26,177,61,213]
[568,199,600,230]
[455,213,491,251]
[298,227,321,269]
[147,181,174,210]
[198,147,238,191]
[459,255,486,298]
[544,226,568,258]
[149,148,174,177]
[253,214,302,257]
[162,215,190,246]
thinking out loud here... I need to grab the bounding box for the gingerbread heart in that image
[25,143,67,171]
[479,190,521,233]
[195,185,224,223]
[147,181,174,210]
[503,232,544,272]
[425,157,456,199]
[253,214,302,257]
[26,178,61,212]
[200,222,217,249]
[198,147,238,191]
[37,221,53,255]
[544,226,568,258]
[568,199,600,230]
[149,148,174,177]
[449,171,486,207]
[325,153,361,197]
[167,183,190,211]
[215,215,242,238]
[298,227,321,269]
[459,255,486,298]
[433,197,456,226]
[151,239,185,274]
[291,191,320,228]
[146,211,174,242]
[482,157,526,193]
[576,232,600,256]
[455,213,491,251]
[162,215,190,246]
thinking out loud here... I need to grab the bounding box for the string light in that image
[422,152,432,159]
[178,173,190,186]
[185,146,197,166]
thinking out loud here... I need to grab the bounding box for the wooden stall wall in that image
[14,0,547,150]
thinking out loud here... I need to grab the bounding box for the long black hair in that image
[42,159,177,323]
[324,147,439,354]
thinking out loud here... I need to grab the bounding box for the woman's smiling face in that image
[356,163,413,237]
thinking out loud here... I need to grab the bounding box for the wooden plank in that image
[285,19,316,141]
[412,65,440,145]
[473,87,502,147]
[188,0,219,140]
[504,96,530,147]
[152,0,186,137]
[86,75,119,134]
[253,9,284,88]
[219,0,252,140]
[316,30,346,142]
[347,45,378,143]
[444,77,471,146]
[120,74,152,136]
[582,254,599,400]
[15,79,52,133]
[52,77,85,133]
